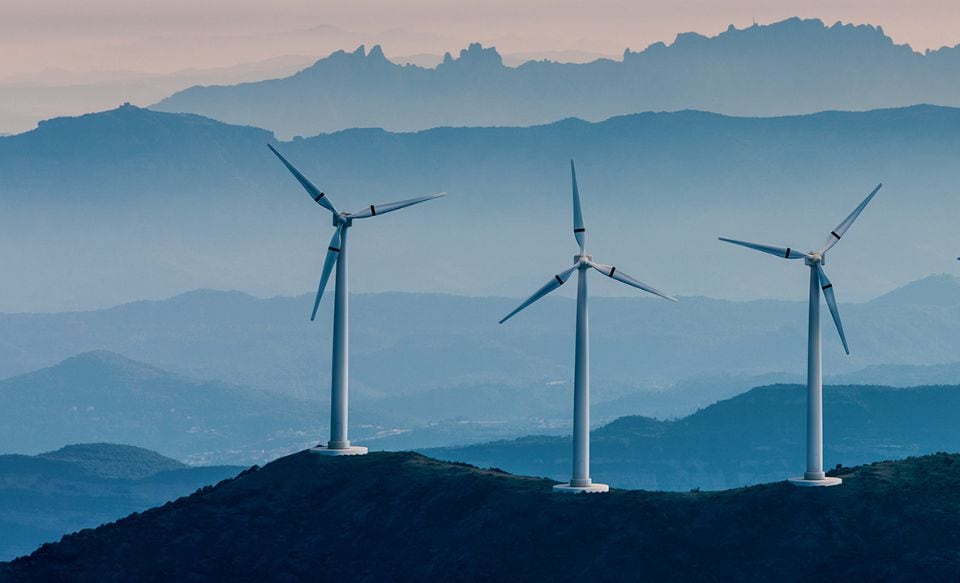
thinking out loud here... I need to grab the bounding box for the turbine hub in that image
[805,253,824,266]
[574,254,592,264]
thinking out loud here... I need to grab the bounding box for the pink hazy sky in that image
[1,0,957,76]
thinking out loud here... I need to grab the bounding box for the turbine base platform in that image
[310,445,368,456]
[553,482,609,494]
[788,476,842,487]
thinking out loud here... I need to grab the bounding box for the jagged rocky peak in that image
[625,17,903,59]
[367,44,387,60]
[319,44,368,61]
[350,44,389,60]
[311,44,393,68]
[440,42,503,68]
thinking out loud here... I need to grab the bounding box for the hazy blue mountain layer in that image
[0,351,343,464]
[0,350,559,463]
[0,54,316,136]
[2,347,957,474]
[4,451,959,581]
[0,443,239,561]
[426,383,960,491]
[0,276,956,407]
[1,104,959,312]
[153,18,960,137]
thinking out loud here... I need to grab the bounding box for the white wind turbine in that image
[500,161,676,493]
[719,183,882,486]
[269,144,446,455]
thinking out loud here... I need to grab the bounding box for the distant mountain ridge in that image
[0,351,340,464]
[0,54,317,136]
[427,383,960,491]
[153,18,960,138]
[0,275,957,405]
[870,273,960,306]
[4,450,959,580]
[2,103,960,311]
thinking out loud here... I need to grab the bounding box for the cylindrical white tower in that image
[554,256,607,493]
[328,225,350,449]
[571,262,591,487]
[805,262,824,480]
[314,223,367,456]
[790,259,839,485]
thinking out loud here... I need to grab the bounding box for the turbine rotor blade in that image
[349,193,446,219]
[499,265,578,324]
[819,183,882,254]
[310,225,344,321]
[571,160,585,253]
[267,144,338,215]
[816,264,850,355]
[718,237,809,260]
[588,262,677,302]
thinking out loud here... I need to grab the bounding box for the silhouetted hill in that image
[153,19,960,138]
[427,384,960,491]
[36,443,186,480]
[0,351,368,464]
[0,444,239,561]
[3,450,959,581]
[0,103,271,205]
[2,103,959,311]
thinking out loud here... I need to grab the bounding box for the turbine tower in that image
[719,183,882,487]
[269,144,445,456]
[500,161,676,493]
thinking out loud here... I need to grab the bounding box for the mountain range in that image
[1,102,959,312]
[426,383,960,491]
[0,55,315,137]
[3,450,958,580]
[0,350,574,463]
[4,347,960,491]
[0,443,238,561]
[153,19,960,138]
[0,276,956,407]
[0,351,330,465]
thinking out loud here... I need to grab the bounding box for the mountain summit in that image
[3,450,959,580]
[152,18,960,138]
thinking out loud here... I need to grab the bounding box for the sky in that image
[2,0,958,78]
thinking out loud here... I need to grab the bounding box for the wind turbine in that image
[268,144,445,456]
[719,183,882,487]
[499,161,676,493]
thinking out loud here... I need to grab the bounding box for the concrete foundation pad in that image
[310,445,368,456]
[553,482,609,494]
[788,476,842,487]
